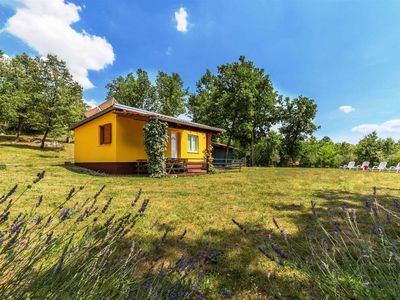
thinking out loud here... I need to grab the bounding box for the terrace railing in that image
[134,157,246,175]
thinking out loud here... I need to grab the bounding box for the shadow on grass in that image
[0,142,63,152]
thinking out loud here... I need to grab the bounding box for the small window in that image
[100,123,112,145]
[188,134,199,153]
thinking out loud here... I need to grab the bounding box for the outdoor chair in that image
[370,162,387,172]
[340,161,356,170]
[386,162,400,173]
[356,161,370,170]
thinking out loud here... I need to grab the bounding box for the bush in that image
[143,117,169,177]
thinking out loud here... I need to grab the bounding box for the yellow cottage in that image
[71,99,224,174]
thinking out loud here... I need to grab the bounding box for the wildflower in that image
[59,207,70,221]
[101,197,113,213]
[54,242,70,275]
[273,217,280,229]
[311,200,317,217]
[131,188,142,206]
[371,224,382,235]
[365,199,372,216]
[44,216,52,227]
[94,185,106,199]
[258,246,275,261]
[137,199,149,216]
[103,214,115,228]
[66,188,75,200]
[178,228,187,241]
[36,195,43,208]
[45,231,53,245]
[271,243,289,259]
[0,184,18,204]
[0,212,10,224]
[33,171,45,184]
[232,218,246,233]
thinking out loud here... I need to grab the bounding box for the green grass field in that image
[1,137,400,298]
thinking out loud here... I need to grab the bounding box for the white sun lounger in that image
[386,162,400,173]
[370,162,387,172]
[356,161,370,170]
[340,161,356,170]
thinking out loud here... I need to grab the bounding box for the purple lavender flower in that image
[44,216,52,227]
[94,185,106,199]
[103,214,115,228]
[33,171,45,184]
[59,208,70,221]
[101,197,113,213]
[0,184,18,204]
[46,231,53,245]
[258,246,275,261]
[137,199,149,216]
[66,188,75,200]
[271,243,289,259]
[131,188,142,206]
[36,195,43,208]
[161,226,171,242]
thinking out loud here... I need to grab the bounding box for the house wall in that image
[74,111,117,163]
[74,112,209,164]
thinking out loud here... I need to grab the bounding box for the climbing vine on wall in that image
[143,117,169,177]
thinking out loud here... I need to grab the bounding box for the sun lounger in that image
[370,162,387,172]
[356,161,370,170]
[340,161,356,170]
[386,162,400,173]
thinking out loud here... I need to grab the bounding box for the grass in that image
[1,136,400,298]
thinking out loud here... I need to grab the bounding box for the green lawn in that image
[1,137,400,298]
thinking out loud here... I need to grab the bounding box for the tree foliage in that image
[106,70,187,117]
[188,56,276,163]
[143,117,169,177]
[0,51,85,147]
[278,96,319,165]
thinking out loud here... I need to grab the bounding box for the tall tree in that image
[354,131,381,164]
[154,71,187,117]
[0,53,40,138]
[278,96,319,166]
[35,55,85,148]
[188,56,276,163]
[106,69,154,110]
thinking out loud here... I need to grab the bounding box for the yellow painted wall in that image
[74,113,208,163]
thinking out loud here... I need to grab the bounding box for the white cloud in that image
[339,105,355,113]
[352,119,400,134]
[174,7,189,32]
[84,99,97,108]
[3,0,115,89]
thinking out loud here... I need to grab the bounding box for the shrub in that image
[143,117,169,177]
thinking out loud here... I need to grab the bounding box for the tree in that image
[253,131,281,166]
[154,71,187,117]
[106,69,155,110]
[278,96,319,166]
[355,131,381,165]
[35,55,85,148]
[335,142,355,166]
[0,53,40,138]
[188,56,276,163]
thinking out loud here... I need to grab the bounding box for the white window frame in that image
[187,134,199,153]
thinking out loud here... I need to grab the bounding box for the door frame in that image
[170,132,179,158]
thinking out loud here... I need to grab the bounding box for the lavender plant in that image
[0,172,206,299]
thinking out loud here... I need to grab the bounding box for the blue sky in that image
[1,0,400,143]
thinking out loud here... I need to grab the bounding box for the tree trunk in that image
[251,126,255,166]
[15,117,23,141]
[40,128,50,149]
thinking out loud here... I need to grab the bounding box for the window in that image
[187,134,199,153]
[100,123,112,145]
